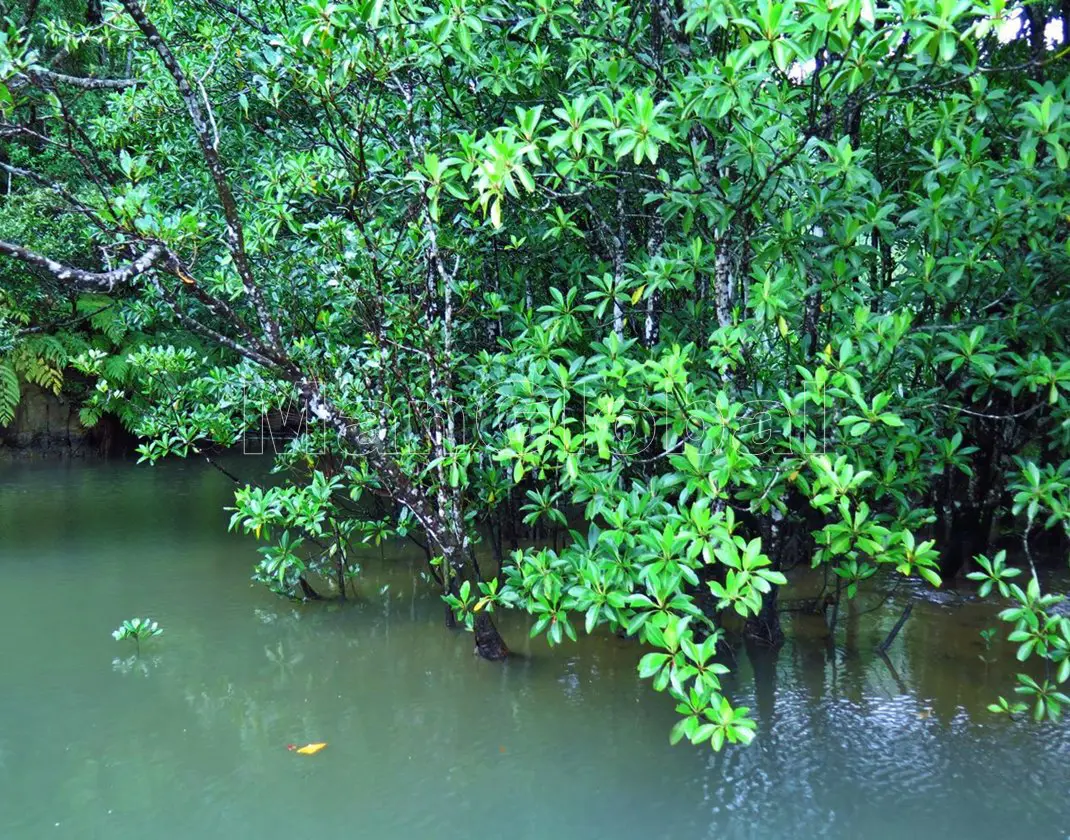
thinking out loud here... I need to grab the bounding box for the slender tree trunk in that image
[878,603,913,653]
[745,513,785,646]
[611,184,627,340]
[643,213,664,348]
[826,575,842,646]
[336,556,346,601]
[1026,5,1048,79]
[713,229,733,328]
[299,576,324,601]
[489,513,505,574]
[474,612,509,660]
[644,289,660,347]
[803,225,825,353]
[22,0,43,25]
[745,587,784,647]
[438,518,508,659]
[745,638,779,735]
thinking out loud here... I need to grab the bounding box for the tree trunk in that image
[802,225,825,353]
[441,536,509,660]
[474,611,509,660]
[22,0,42,25]
[643,212,664,348]
[745,586,785,647]
[489,513,505,574]
[745,637,779,734]
[1026,5,1048,79]
[747,513,786,646]
[299,576,324,600]
[643,288,660,347]
[713,230,733,328]
[336,556,346,601]
[609,181,628,341]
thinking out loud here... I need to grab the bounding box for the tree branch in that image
[0,240,168,291]
[201,0,271,35]
[0,161,110,230]
[12,68,140,91]
[119,0,285,355]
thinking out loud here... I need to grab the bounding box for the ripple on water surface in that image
[0,458,1068,840]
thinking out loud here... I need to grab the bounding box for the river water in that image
[1,458,1067,839]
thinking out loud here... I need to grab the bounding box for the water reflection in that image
[1,458,1068,840]
[111,654,162,677]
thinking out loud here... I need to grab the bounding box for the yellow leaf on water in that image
[295,742,327,755]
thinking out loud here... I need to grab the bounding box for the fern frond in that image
[75,295,111,316]
[77,294,127,344]
[58,332,91,359]
[79,405,103,428]
[103,354,131,383]
[25,358,64,395]
[0,361,20,426]
[23,334,68,365]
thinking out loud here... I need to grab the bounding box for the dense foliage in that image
[2,0,1069,745]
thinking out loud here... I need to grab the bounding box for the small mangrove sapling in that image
[112,617,162,655]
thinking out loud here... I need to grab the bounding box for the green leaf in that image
[638,652,670,679]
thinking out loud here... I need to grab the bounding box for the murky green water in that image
[1,458,1068,839]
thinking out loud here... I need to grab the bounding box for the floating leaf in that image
[290,742,328,755]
